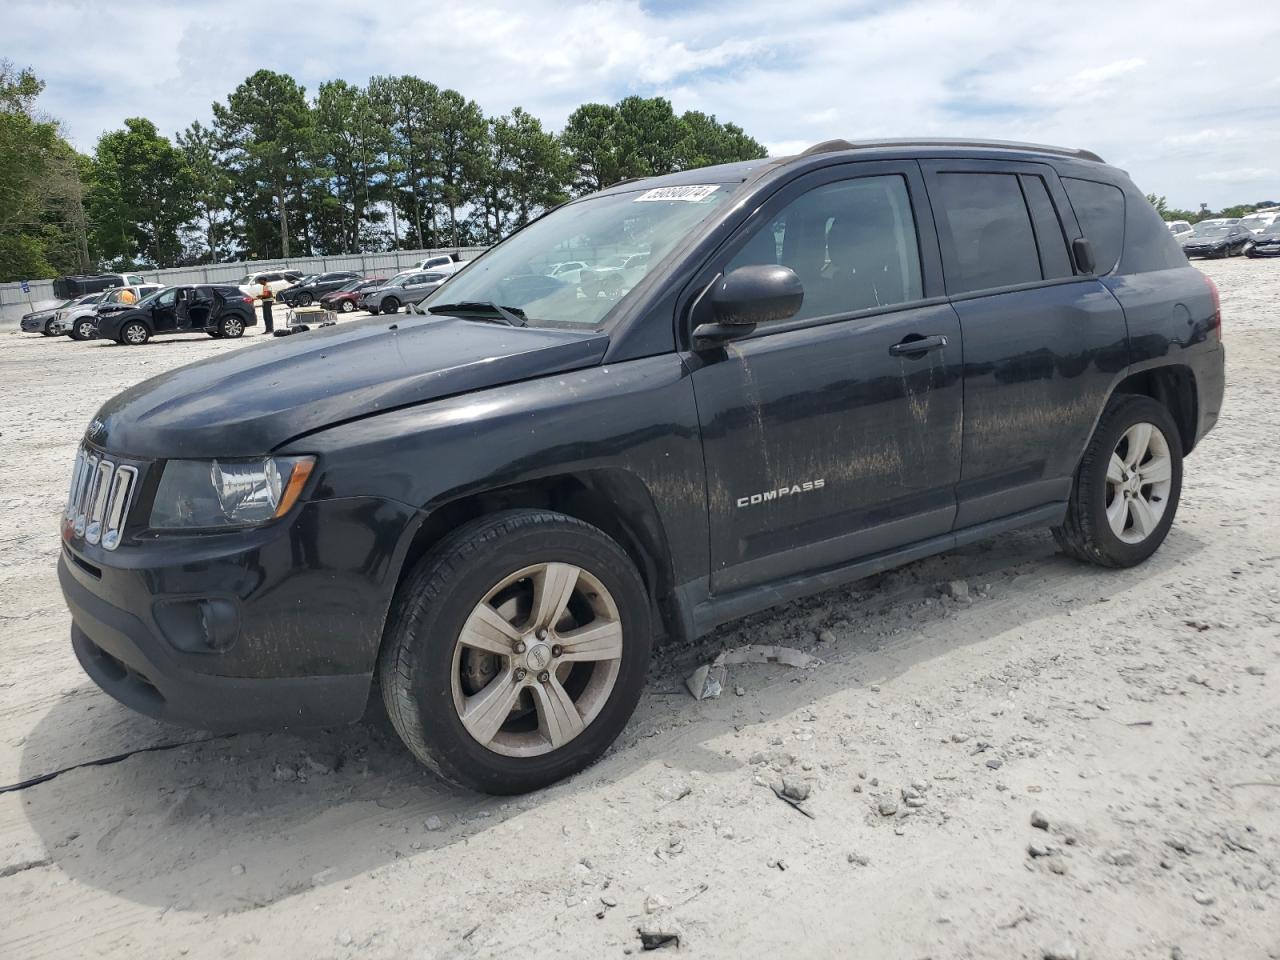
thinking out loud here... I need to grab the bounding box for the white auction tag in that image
[633,184,721,203]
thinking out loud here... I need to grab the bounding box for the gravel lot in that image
[1,259,1277,959]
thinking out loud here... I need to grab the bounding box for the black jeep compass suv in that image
[59,139,1225,794]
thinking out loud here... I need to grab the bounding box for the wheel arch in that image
[1109,364,1199,454]
[390,469,682,647]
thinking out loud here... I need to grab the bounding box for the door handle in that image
[889,334,949,358]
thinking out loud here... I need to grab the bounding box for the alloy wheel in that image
[224,317,244,337]
[450,562,624,758]
[1105,421,1173,544]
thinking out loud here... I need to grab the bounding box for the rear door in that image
[920,159,1129,528]
[686,161,965,594]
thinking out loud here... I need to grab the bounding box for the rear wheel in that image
[219,315,246,339]
[1054,395,1183,568]
[119,321,150,346]
[379,509,652,794]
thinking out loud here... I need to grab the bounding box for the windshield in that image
[1239,216,1270,230]
[422,184,734,327]
[1192,223,1230,237]
[1263,222,1280,237]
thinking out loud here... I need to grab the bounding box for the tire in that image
[71,318,96,341]
[379,509,652,794]
[298,292,313,306]
[42,319,57,336]
[1053,395,1183,568]
[219,315,246,339]
[381,297,400,314]
[118,320,150,346]
[340,300,355,313]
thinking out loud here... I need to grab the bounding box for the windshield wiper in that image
[426,301,528,327]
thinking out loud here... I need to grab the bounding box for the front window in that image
[423,184,734,327]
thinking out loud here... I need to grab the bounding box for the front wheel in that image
[1054,395,1183,568]
[297,292,313,306]
[118,320,150,346]
[71,318,96,341]
[381,297,400,314]
[339,299,355,313]
[379,509,652,794]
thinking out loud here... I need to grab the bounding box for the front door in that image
[686,162,964,595]
[150,288,179,332]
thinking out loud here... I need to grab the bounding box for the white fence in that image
[0,247,489,325]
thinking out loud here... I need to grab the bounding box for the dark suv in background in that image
[278,271,364,307]
[94,284,257,345]
[60,138,1223,795]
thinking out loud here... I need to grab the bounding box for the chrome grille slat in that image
[66,443,139,551]
[85,460,115,545]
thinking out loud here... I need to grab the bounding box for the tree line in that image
[1146,193,1277,224]
[0,62,767,282]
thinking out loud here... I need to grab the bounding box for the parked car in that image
[319,277,387,313]
[62,285,163,340]
[278,271,364,307]
[546,260,589,284]
[1180,221,1253,258]
[21,293,102,335]
[58,138,1223,795]
[52,272,149,299]
[415,253,467,275]
[357,271,449,314]
[1245,220,1280,257]
[1238,211,1280,235]
[237,270,305,300]
[1165,219,1194,242]
[94,285,257,345]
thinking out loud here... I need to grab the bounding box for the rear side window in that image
[1020,176,1073,279]
[726,174,923,320]
[1062,178,1124,274]
[931,172,1041,294]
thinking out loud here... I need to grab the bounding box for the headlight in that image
[150,456,315,529]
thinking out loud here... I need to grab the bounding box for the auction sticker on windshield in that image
[633,185,721,202]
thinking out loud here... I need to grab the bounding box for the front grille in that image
[64,444,138,551]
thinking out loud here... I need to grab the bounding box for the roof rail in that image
[798,138,1105,164]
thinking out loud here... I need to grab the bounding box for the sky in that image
[7,0,1280,210]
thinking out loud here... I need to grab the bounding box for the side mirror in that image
[692,264,804,349]
[1072,237,1096,274]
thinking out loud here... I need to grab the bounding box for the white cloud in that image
[1197,168,1277,182]
[6,0,1280,207]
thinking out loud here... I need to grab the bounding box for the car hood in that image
[89,314,610,459]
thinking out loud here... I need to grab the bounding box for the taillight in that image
[1204,274,1222,342]
[242,296,254,304]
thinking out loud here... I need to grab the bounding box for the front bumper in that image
[1248,244,1280,257]
[59,494,420,731]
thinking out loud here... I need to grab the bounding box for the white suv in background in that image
[1238,211,1279,235]
[1166,220,1194,242]
[237,270,304,299]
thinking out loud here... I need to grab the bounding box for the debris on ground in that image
[685,644,823,700]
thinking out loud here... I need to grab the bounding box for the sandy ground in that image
[1,260,1277,960]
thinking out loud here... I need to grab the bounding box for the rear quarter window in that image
[1120,193,1191,273]
[1062,178,1125,274]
